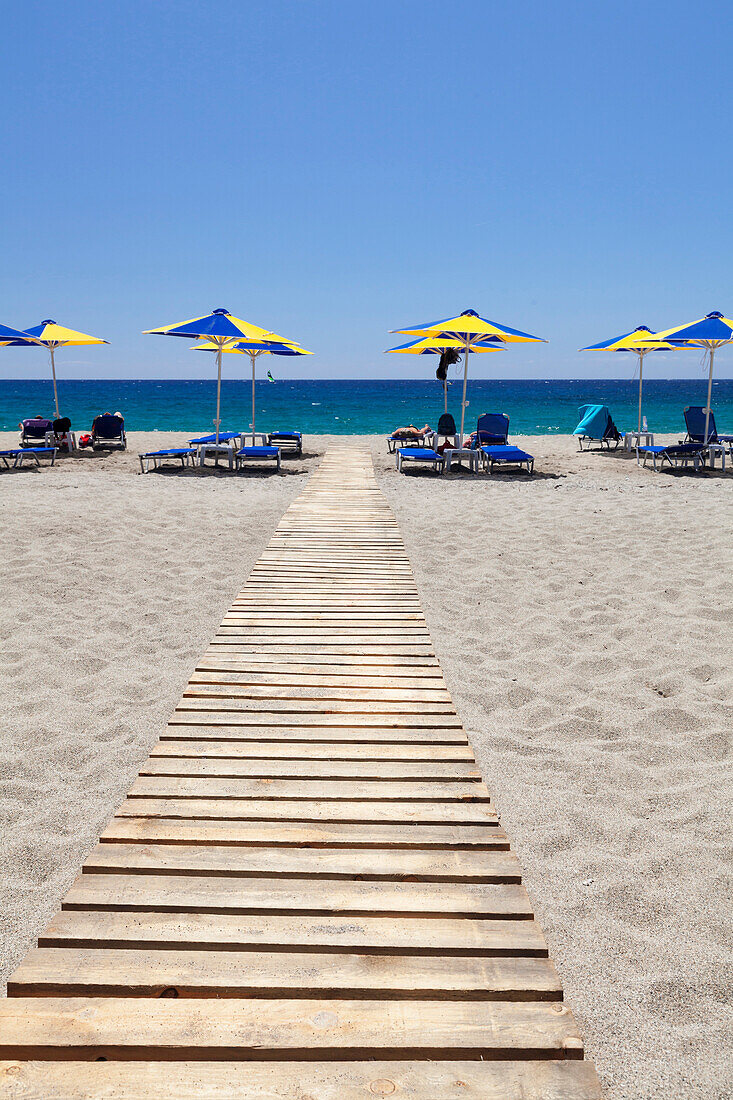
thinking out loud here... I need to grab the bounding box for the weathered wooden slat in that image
[61,873,535,917]
[149,740,475,761]
[162,722,470,744]
[102,818,504,849]
[140,759,481,781]
[116,798,496,825]
[129,777,491,802]
[39,911,542,955]
[81,842,521,883]
[7,950,561,999]
[0,1060,602,1098]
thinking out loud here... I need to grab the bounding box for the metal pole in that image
[50,346,60,418]
[251,352,257,439]
[704,344,715,445]
[637,351,644,434]
[459,339,470,442]
[215,343,222,444]
[444,376,448,415]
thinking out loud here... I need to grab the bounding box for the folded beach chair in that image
[683,406,733,449]
[435,413,459,450]
[1,447,57,468]
[267,431,302,455]
[139,448,197,473]
[480,444,534,474]
[91,413,126,449]
[235,445,281,471]
[636,442,705,472]
[396,447,445,474]
[19,417,53,447]
[573,405,622,450]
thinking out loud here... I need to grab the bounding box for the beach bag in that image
[79,433,93,448]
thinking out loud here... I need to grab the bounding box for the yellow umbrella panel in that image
[1,319,108,418]
[580,325,680,433]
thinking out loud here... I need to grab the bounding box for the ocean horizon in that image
[2,377,732,435]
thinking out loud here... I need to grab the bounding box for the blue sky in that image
[1,0,731,381]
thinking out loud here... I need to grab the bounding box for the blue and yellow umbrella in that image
[580,325,681,433]
[194,338,312,439]
[653,311,733,443]
[0,319,108,417]
[144,308,299,442]
[391,309,545,439]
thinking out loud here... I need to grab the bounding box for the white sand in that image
[1,430,731,1098]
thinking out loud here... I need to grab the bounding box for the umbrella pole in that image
[251,353,256,440]
[444,376,448,414]
[704,344,715,446]
[637,351,644,434]
[215,344,222,444]
[459,341,470,443]
[50,346,60,419]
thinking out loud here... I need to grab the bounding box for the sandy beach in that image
[1,431,731,1099]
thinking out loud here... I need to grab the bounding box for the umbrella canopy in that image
[193,336,312,439]
[0,322,44,344]
[651,312,733,445]
[386,336,503,414]
[580,325,680,433]
[390,309,545,439]
[0,319,108,418]
[144,308,299,443]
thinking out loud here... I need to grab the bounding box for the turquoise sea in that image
[1,378,732,435]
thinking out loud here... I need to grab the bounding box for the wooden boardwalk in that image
[0,446,601,1098]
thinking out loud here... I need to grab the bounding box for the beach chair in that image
[235,445,281,471]
[396,447,445,474]
[139,448,197,473]
[1,447,57,469]
[636,442,705,472]
[19,417,53,447]
[480,444,534,475]
[573,405,622,450]
[474,412,510,447]
[387,429,435,453]
[91,413,126,449]
[267,431,302,455]
[188,431,242,446]
[683,406,733,450]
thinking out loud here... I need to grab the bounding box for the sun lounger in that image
[480,444,534,474]
[474,412,510,447]
[188,431,242,446]
[387,430,435,453]
[683,406,733,450]
[636,442,705,471]
[139,448,197,473]
[267,431,302,455]
[235,446,281,471]
[396,447,445,473]
[1,447,57,468]
[19,418,53,447]
[573,404,622,450]
[91,413,126,449]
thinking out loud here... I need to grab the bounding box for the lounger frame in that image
[139,449,197,473]
[1,447,57,469]
[635,445,704,472]
[395,447,445,474]
[480,446,534,475]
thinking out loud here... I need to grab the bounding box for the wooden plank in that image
[7,950,561,999]
[116,798,497,825]
[101,818,505,848]
[182,683,452,702]
[0,1060,603,1098]
[61,873,535,917]
[175,697,455,715]
[170,712,462,729]
[162,723,470,744]
[149,740,475,761]
[140,759,481,781]
[128,777,491,802]
[198,654,442,669]
[81,842,521,883]
[39,911,543,955]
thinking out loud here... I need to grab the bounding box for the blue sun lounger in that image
[236,446,281,471]
[636,442,705,471]
[480,444,534,474]
[573,405,622,450]
[683,406,733,450]
[267,431,302,455]
[139,448,197,473]
[396,447,445,473]
[1,447,57,469]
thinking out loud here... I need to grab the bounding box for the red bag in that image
[79,433,93,448]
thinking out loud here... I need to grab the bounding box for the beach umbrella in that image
[194,338,312,439]
[0,319,108,418]
[385,336,503,414]
[392,309,545,440]
[652,311,733,444]
[580,326,681,433]
[144,308,299,443]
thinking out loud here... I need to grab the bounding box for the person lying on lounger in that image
[390,424,433,441]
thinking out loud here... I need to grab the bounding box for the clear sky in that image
[2,0,731,381]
